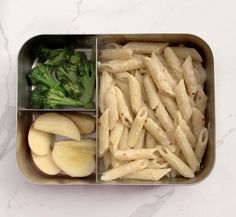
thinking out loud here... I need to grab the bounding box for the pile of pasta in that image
[98,42,208,182]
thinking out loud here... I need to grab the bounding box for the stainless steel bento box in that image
[16,34,215,185]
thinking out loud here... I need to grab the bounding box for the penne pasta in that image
[157,146,194,178]
[114,86,133,127]
[164,47,184,81]
[145,132,156,148]
[127,107,147,148]
[128,74,143,113]
[99,109,110,157]
[134,129,146,149]
[195,85,208,114]
[114,148,158,161]
[110,154,127,168]
[118,126,129,150]
[123,168,171,181]
[100,48,133,60]
[135,70,148,103]
[123,42,169,54]
[147,159,169,169]
[183,56,199,98]
[175,79,192,122]
[192,107,205,139]
[99,71,113,113]
[104,86,119,130]
[104,42,122,49]
[114,71,130,83]
[193,62,207,85]
[103,151,111,171]
[143,56,175,97]
[174,111,196,145]
[109,120,124,154]
[159,94,178,120]
[144,117,172,146]
[195,128,208,163]
[101,159,149,181]
[99,56,145,73]
[170,47,203,62]
[175,126,200,172]
[143,74,161,109]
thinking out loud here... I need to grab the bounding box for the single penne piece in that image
[135,70,148,103]
[99,71,113,113]
[99,56,145,73]
[155,102,175,139]
[110,154,128,168]
[164,47,184,81]
[195,85,208,114]
[103,151,111,171]
[101,159,149,181]
[100,48,133,60]
[123,42,169,54]
[157,146,194,178]
[127,107,147,148]
[183,56,199,98]
[104,86,119,130]
[174,111,196,145]
[143,56,175,97]
[145,132,156,148]
[192,107,205,139]
[99,109,110,157]
[109,120,124,154]
[193,62,207,85]
[170,47,203,62]
[144,103,159,122]
[143,74,161,109]
[175,126,200,172]
[159,94,178,120]
[175,79,192,122]
[123,168,171,181]
[147,159,169,169]
[118,126,129,150]
[114,148,158,161]
[151,53,177,90]
[134,129,146,149]
[115,71,130,83]
[114,86,133,127]
[195,128,208,163]
[128,74,143,114]
[104,42,122,49]
[144,117,172,146]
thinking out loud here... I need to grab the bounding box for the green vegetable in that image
[44,88,87,109]
[62,82,81,99]
[31,86,49,108]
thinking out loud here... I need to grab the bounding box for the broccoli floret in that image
[31,85,48,108]
[55,63,78,84]
[27,65,61,90]
[44,88,88,109]
[62,82,81,99]
[79,61,96,104]
[38,48,61,63]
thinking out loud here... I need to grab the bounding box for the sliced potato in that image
[54,139,96,155]
[33,113,80,141]
[63,113,96,135]
[28,126,53,156]
[31,151,61,175]
[52,142,95,177]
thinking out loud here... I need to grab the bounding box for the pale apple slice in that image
[52,142,95,177]
[63,113,96,135]
[54,139,96,155]
[28,126,53,156]
[31,151,61,175]
[33,113,80,141]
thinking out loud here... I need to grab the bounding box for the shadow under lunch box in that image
[16,34,215,185]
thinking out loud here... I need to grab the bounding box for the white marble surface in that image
[0,0,235,216]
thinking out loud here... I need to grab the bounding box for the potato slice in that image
[28,126,53,156]
[31,151,61,175]
[63,113,95,135]
[33,113,80,141]
[52,142,95,177]
[54,139,96,155]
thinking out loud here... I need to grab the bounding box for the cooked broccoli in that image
[62,82,81,99]
[55,63,78,84]
[31,85,49,108]
[27,65,62,90]
[38,48,61,63]
[44,88,87,108]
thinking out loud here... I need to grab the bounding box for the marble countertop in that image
[0,0,235,216]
